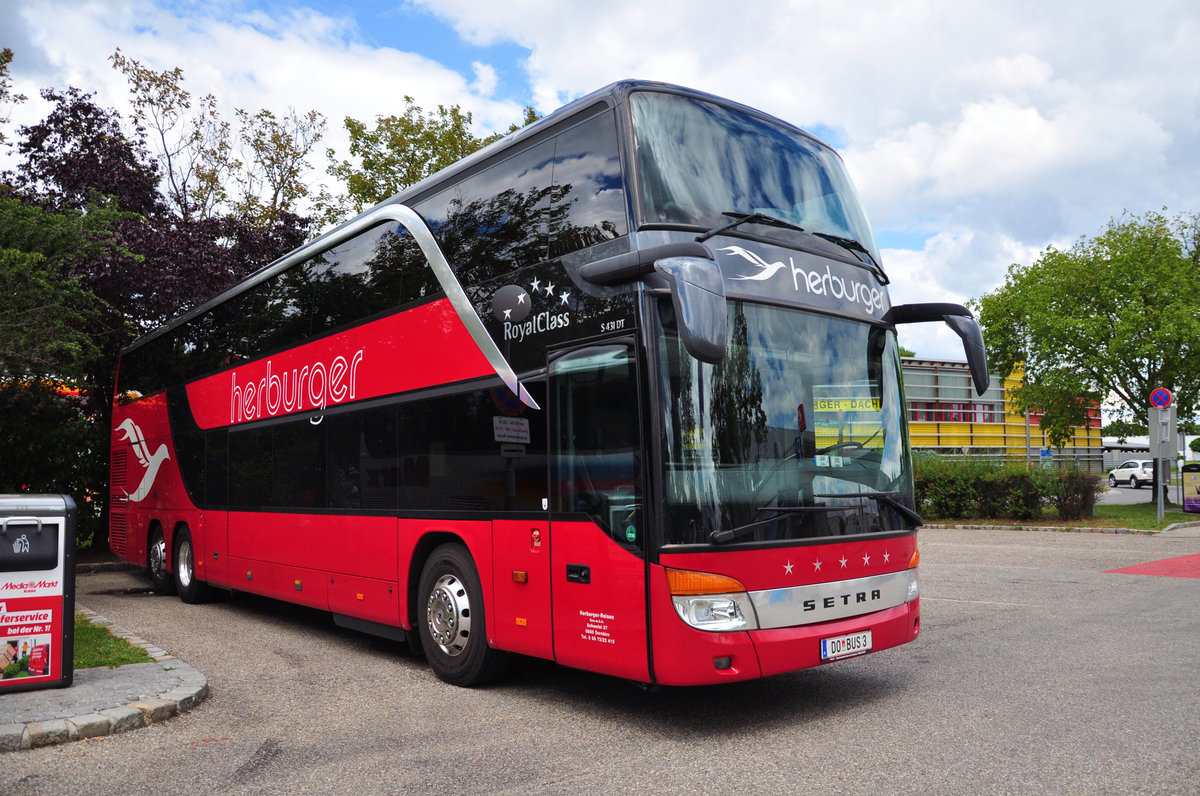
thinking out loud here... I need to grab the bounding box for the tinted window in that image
[119,221,446,399]
[415,139,555,285]
[395,385,546,512]
[550,344,641,547]
[271,420,325,508]
[631,91,881,264]
[549,112,628,258]
[205,428,228,506]
[228,426,272,508]
[326,406,398,510]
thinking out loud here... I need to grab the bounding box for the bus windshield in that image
[631,91,881,265]
[656,301,914,546]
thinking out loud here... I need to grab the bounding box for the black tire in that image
[1130,475,1140,489]
[417,543,508,687]
[173,526,211,604]
[148,526,176,595]
[1108,475,1117,488]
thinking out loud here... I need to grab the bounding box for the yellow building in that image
[902,358,1103,471]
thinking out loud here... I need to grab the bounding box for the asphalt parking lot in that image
[2,527,1197,795]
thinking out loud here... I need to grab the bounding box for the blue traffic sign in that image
[1150,388,1173,408]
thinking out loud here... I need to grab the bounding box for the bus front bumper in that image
[650,595,920,686]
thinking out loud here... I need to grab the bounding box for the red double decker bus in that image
[110,81,988,687]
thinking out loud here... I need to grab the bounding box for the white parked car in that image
[1107,459,1154,488]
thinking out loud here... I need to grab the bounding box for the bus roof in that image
[121,80,835,356]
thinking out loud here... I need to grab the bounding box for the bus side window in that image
[414,139,555,283]
[551,344,642,548]
[549,110,628,259]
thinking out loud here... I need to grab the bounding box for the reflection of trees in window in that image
[417,184,556,288]
[416,110,627,287]
[710,307,768,465]
[366,228,441,308]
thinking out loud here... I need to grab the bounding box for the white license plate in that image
[820,630,872,661]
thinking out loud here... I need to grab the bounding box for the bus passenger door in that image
[548,342,649,682]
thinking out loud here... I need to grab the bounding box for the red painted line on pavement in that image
[1105,553,1200,579]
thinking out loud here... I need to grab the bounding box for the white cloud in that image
[5,0,1199,352]
[885,229,1043,358]
[1,0,531,193]
[470,62,498,97]
[409,0,1200,314]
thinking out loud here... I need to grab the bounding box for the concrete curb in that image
[924,520,1200,535]
[0,606,208,752]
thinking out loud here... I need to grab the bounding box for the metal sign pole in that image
[1157,457,1165,524]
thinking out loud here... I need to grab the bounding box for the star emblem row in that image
[529,277,571,306]
[785,550,892,575]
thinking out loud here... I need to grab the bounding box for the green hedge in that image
[913,457,1102,521]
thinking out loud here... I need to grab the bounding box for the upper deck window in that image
[631,92,880,264]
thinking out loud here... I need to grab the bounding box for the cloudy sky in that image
[4,0,1198,358]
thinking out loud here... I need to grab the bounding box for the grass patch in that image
[932,501,1196,531]
[74,613,154,669]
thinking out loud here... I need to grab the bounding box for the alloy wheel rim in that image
[426,574,471,656]
[150,535,166,579]
[178,539,193,588]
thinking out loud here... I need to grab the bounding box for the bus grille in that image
[110,447,128,555]
[109,511,128,555]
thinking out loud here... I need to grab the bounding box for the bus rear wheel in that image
[417,543,508,687]
[148,527,176,595]
[173,526,211,604]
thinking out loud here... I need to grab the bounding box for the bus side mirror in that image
[885,302,990,395]
[654,256,727,364]
[943,314,989,394]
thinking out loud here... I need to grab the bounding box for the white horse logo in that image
[117,418,170,502]
[720,246,790,281]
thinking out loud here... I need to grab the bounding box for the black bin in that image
[0,495,76,692]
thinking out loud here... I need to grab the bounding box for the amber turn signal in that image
[666,567,746,595]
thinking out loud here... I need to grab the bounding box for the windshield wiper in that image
[696,211,806,243]
[812,490,923,528]
[873,493,923,526]
[810,232,888,283]
[708,505,845,545]
[696,212,889,284]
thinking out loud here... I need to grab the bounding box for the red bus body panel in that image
[491,519,554,660]
[185,299,494,430]
[550,522,649,682]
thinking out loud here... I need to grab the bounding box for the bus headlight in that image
[672,593,757,631]
[666,568,759,632]
[906,569,919,602]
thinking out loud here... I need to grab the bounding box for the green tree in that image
[0,47,27,145]
[329,97,539,213]
[111,49,328,226]
[110,49,231,220]
[0,196,129,378]
[1102,419,1148,442]
[974,210,1200,449]
[0,196,131,544]
[234,106,330,225]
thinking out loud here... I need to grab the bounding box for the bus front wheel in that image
[417,543,509,687]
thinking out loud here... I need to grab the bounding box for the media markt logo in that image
[116,418,170,502]
[492,278,573,343]
[720,245,885,315]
